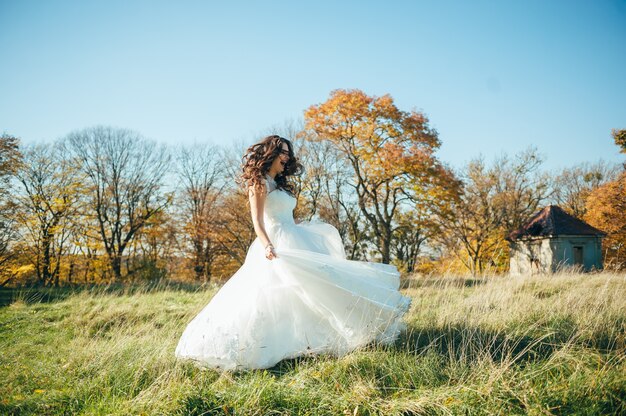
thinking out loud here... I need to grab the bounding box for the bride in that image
[174,135,411,370]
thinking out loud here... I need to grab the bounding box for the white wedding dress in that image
[174,175,411,370]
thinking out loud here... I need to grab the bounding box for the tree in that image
[15,143,82,286]
[438,149,550,275]
[391,210,434,273]
[292,137,331,221]
[66,126,171,281]
[128,209,179,281]
[613,128,626,154]
[551,161,621,218]
[176,143,225,281]
[295,137,369,259]
[495,148,551,233]
[0,133,21,183]
[437,158,508,275]
[584,171,626,270]
[207,142,257,278]
[304,89,458,264]
[0,134,22,286]
[213,190,256,274]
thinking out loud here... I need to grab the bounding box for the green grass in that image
[1,272,624,415]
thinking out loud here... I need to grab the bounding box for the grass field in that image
[1,272,624,415]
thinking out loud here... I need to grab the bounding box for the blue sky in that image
[1,0,625,170]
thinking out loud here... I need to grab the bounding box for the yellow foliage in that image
[11,264,35,275]
[585,171,626,269]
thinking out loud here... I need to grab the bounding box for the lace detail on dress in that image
[265,174,277,194]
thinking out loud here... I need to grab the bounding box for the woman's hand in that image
[265,243,277,260]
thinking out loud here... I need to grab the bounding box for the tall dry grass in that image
[1,272,624,415]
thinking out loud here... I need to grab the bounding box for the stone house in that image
[507,205,605,274]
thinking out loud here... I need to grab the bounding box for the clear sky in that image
[1,0,625,170]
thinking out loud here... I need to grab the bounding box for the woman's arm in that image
[248,184,277,260]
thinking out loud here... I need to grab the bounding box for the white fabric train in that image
[174,176,411,370]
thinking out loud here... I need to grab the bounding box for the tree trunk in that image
[42,235,52,286]
[110,254,122,281]
[193,239,205,280]
[380,228,392,264]
[68,261,74,285]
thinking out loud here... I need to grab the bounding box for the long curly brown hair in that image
[239,135,303,196]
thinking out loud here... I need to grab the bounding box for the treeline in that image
[1,90,624,286]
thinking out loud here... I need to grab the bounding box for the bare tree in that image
[66,126,171,281]
[211,142,256,271]
[214,190,257,269]
[15,143,82,286]
[0,134,22,286]
[494,148,551,232]
[175,143,225,281]
[391,210,435,273]
[296,137,369,259]
[551,160,621,218]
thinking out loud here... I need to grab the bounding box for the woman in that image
[174,135,411,370]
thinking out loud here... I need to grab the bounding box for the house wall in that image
[510,236,603,274]
[509,238,553,275]
[549,236,603,272]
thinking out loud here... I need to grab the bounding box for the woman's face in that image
[269,142,290,175]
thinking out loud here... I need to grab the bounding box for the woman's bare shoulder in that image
[248,181,267,198]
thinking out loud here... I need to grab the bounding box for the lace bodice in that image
[264,175,296,226]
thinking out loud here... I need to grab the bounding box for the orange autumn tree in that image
[584,170,626,269]
[303,89,458,264]
[584,130,626,269]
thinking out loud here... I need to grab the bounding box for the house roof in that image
[507,205,606,241]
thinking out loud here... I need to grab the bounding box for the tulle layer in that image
[174,220,411,370]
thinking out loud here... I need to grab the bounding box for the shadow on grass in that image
[395,317,624,363]
[265,354,324,377]
[394,324,561,364]
[267,319,623,376]
[248,323,568,378]
[277,326,564,372]
[0,279,209,307]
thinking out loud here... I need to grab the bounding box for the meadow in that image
[1,272,624,415]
